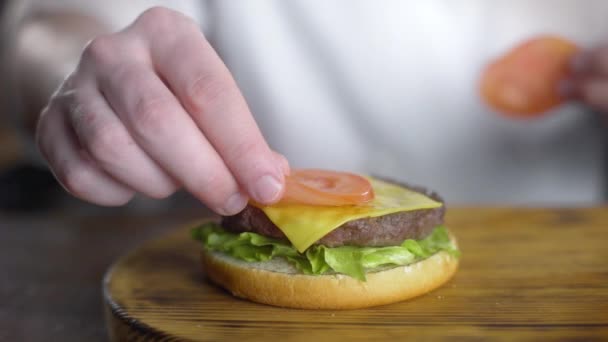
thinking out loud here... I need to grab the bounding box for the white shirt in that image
[24,0,608,205]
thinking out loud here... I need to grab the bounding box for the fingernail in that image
[253,174,283,204]
[570,53,588,73]
[223,192,248,215]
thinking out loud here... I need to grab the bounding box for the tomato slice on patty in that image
[280,169,374,206]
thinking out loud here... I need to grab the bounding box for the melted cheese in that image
[257,178,442,252]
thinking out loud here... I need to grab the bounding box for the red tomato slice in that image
[480,35,579,117]
[279,169,374,206]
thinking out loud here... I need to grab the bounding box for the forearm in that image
[9,10,109,133]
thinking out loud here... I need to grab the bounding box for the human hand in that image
[480,35,579,117]
[36,7,289,215]
[564,45,608,114]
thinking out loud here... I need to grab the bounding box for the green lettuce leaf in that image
[192,222,459,281]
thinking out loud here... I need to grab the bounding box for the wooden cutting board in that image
[103,208,608,341]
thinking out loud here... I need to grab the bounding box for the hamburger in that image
[191,169,459,309]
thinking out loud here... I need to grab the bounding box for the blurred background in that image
[1,0,608,213]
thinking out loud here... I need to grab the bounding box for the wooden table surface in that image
[103,207,608,341]
[3,207,608,341]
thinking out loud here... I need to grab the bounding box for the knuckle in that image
[228,139,264,164]
[140,6,176,21]
[82,35,117,65]
[131,94,175,138]
[87,124,128,166]
[110,65,176,138]
[189,75,235,111]
[66,93,93,130]
[190,170,232,204]
[136,6,189,33]
[66,98,128,167]
[197,170,224,192]
[112,64,140,85]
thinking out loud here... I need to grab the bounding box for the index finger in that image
[139,18,287,205]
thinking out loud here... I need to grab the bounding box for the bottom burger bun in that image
[200,235,459,310]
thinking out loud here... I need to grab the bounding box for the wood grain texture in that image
[103,208,608,341]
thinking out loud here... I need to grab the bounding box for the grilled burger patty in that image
[221,183,445,248]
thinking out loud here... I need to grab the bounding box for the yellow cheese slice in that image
[257,178,442,252]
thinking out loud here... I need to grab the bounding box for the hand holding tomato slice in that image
[563,45,608,115]
[480,35,579,117]
[279,169,374,206]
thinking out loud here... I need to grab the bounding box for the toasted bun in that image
[200,236,459,309]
